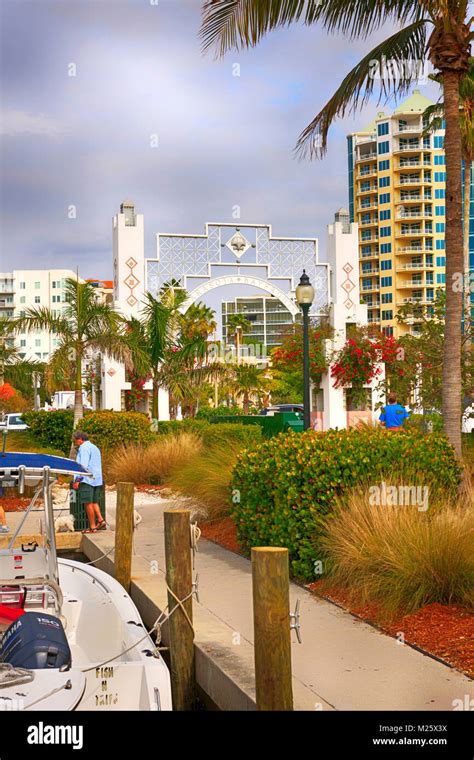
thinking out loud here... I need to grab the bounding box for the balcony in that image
[362,283,380,292]
[396,229,433,237]
[361,250,379,259]
[396,210,433,220]
[361,268,380,275]
[397,296,435,305]
[358,201,378,211]
[359,166,377,178]
[393,143,421,153]
[360,217,378,226]
[397,159,431,169]
[397,195,431,204]
[358,184,377,195]
[397,279,431,289]
[360,234,379,243]
[396,262,434,272]
[397,245,433,254]
[393,124,422,135]
[356,151,377,162]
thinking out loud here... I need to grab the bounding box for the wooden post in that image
[164,509,194,711]
[114,481,134,592]
[252,547,293,711]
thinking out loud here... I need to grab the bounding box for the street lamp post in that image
[295,270,315,431]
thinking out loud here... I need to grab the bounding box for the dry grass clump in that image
[106,433,202,485]
[320,486,474,619]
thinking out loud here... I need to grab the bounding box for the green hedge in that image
[231,428,461,580]
[23,410,74,454]
[196,405,247,419]
[155,418,262,448]
[80,411,154,452]
[23,410,153,454]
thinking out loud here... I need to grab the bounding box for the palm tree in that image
[201,1,472,457]
[0,317,19,387]
[423,61,474,388]
[232,363,269,413]
[226,313,252,364]
[14,277,131,431]
[180,302,217,342]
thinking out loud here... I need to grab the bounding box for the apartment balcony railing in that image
[356,152,377,162]
[397,159,431,168]
[393,124,422,134]
[358,184,377,195]
[396,211,433,219]
[396,229,432,237]
[397,297,435,305]
[397,246,434,254]
[361,251,379,259]
[397,195,432,203]
[361,268,380,275]
[359,167,377,178]
[362,284,380,291]
[360,235,379,242]
[394,144,421,152]
[397,279,434,289]
[358,201,378,211]
[360,217,378,226]
[396,262,434,271]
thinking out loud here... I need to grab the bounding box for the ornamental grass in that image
[105,432,202,485]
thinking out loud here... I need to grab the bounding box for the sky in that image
[0,0,442,294]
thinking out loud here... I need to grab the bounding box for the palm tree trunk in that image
[442,70,464,459]
[152,375,159,420]
[73,352,83,428]
[243,391,249,414]
[463,157,472,394]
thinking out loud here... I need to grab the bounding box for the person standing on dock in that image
[72,431,106,533]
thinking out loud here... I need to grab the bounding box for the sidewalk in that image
[95,493,473,711]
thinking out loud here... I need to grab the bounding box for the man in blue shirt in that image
[379,393,410,430]
[72,431,105,532]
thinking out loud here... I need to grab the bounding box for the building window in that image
[434,171,446,183]
[362,245,372,254]
[381,293,393,304]
[435,256,446,267]
[380,226,391,238]
[434,135,444,149]
[379,176,390,188]
[378,122,389,136]
[379,159,390,171]
[381,310,393,321]
[20,339,26,347]
[34,282,40,289]
[436,274,446,284]
[381,260,392,270]
[435,189,446,199]
[379,193,391,205]
[434,155,445,165]
[20,296,25,304]
[381,276,393,288]
[378,140,390,155]
[380,209,391,220]
[35,339,41,347]
[34,296,40,303]
[435,206,445,216]
[436,240,445,251]
[382,326,394,336]
[362,262,373,273]
[20,282,26,289]
[380,243,392,254]
[435,222,445,233]
[426,273,434,284]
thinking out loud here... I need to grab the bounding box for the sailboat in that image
[0,448,172,711]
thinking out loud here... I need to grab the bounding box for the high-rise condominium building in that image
[222,295,295,348]
[348,90,449,338]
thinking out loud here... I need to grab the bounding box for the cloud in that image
[0,109,65,137]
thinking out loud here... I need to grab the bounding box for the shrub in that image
[168,443,239,518]
[155,419,262,449]
[80,411,154,452]
[106,433,202,485]
[231,428,462,580]
[320,489,474,618]
[23,410,74,454]
[406,413,444,434]
[196,405,246,419]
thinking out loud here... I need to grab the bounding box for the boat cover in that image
[0,452,90,477]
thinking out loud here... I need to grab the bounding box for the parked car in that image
[0,413,29,431]
[259,404,304,417]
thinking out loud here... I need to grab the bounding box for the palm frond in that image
[295,21,427,158]
[14,307,72,337]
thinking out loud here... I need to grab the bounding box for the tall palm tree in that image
[226,312,252,364]
[180,302,217,342]
[201,0,472,457]
[14,277,131,430]
[0,317,19,387]
[423,61,474,388]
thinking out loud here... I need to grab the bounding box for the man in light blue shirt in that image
[72,431,105,532]
[379,393,410,430]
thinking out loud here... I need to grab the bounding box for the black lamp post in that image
[295,270,315,431]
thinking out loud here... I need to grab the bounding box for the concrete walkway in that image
[96,493,473,711]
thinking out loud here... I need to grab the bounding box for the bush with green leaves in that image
[79,411,154,452]
[196,405,247,419]
[23,410,74,454]
[231,428,462,580]
[155,418,261,448]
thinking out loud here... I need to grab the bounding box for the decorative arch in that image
[178,275,300,316]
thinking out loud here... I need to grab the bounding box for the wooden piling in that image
[164,509,195,711]
[252,547,293,711]
[114,481,134,592]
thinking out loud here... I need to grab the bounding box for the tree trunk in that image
[442,70,464,459]
[236,329,240,365]
[152,376,159,421]
[69,351,83,459]
[243,391,249,414]
[463,157,472,394]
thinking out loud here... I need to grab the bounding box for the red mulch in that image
[199,516,243,554]
[1,497,31,512]
[200,515,474,678]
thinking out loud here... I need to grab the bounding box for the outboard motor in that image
[0,611,71,669]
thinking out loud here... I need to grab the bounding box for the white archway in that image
[178,275,299,316]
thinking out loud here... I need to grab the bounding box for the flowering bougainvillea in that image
[125,373,150,409]
[272,326,329,384]
[0,383,16,401]
[331,333,402,407]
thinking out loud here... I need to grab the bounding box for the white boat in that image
[0,450,172,711]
